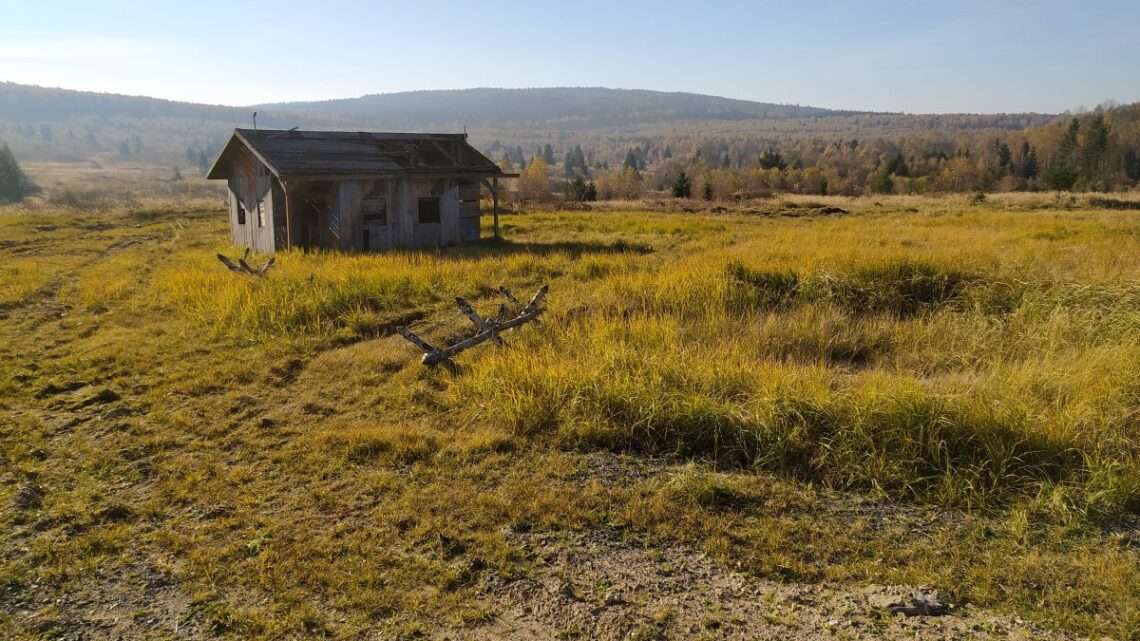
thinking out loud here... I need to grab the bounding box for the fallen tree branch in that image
[217,249,275,277]
[397,285,548,372]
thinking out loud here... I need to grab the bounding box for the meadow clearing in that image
[2,191,1140,639]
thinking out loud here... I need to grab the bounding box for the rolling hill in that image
[0,81,1057,166]
[258,87,866,129]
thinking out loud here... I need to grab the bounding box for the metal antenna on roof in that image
[252,111,258,131]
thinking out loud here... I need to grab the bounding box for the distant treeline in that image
[2,82,1137,196]
[501,104,1140,200]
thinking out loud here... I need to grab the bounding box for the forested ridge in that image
[1,81,1137,194]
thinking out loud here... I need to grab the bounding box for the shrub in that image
[812,259,974,317]
[725,262,799,311]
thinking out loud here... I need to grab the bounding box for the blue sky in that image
[1,0,1136,113]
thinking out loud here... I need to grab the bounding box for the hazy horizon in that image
[0,81,1077,116]
[3,1,1138,114]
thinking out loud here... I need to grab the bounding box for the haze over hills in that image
[0,83,869,130]
[0,81,1059,166]
[257,87,868,129]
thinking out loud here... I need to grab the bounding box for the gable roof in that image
[207,129,511,180]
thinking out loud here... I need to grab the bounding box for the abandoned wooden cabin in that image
[206,129,514,253]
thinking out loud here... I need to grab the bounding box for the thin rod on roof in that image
[268,127,300,140]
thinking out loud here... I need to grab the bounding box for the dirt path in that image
[459,530,1081,641]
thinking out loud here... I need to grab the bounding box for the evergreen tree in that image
[1057,118,1080,166]
[623,149,640,171]
[0,142,26,203]
[563,145,588,177]
[702,181,714,201]
[996,142,1012,174]
[886,153,909,177]
[584,181,597,202]
[1042,165,1077,191]
[1124,148,1140,183]
[1019,142,1039,179]
[565,176,589,202]
[1044,119,1081,190]
[671,171,692,198]
[542,143,555,165]
[1081,114,1109,180]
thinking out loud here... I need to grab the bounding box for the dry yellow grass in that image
[2,195,1140,639]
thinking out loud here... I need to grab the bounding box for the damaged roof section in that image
[207,129,510,180]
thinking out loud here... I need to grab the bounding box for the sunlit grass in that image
[5,197,1140,639]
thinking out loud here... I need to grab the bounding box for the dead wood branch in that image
[217,251,275,277]
[397,285,548,372]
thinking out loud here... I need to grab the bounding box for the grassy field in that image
[3,193,1140,639]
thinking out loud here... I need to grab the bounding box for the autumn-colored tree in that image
[597,166,644,200]
[518,156,552,202]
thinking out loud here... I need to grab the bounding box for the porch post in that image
[492,177,500,240]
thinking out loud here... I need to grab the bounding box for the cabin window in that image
[418,197,441,224]
[236,201,247,225]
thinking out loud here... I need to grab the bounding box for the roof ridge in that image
[211,128,507,180]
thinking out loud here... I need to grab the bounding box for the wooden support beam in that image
[492,177,500,240]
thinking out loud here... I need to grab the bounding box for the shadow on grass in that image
[429,237,654,260]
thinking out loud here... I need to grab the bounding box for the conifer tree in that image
[623,149,640,171]
[0,142,27,204]
[1017,142,1038,179]
[671,171,692,198]
[1124,148,1140,183]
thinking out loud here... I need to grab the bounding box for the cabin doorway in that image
[291,181,337,250]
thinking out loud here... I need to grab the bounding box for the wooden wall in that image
[334,176,481,251]
[226,149,279,253]
[225,167,485,253]
[226,173,277,253]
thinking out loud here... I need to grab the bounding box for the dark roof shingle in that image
[208,129,507,179]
